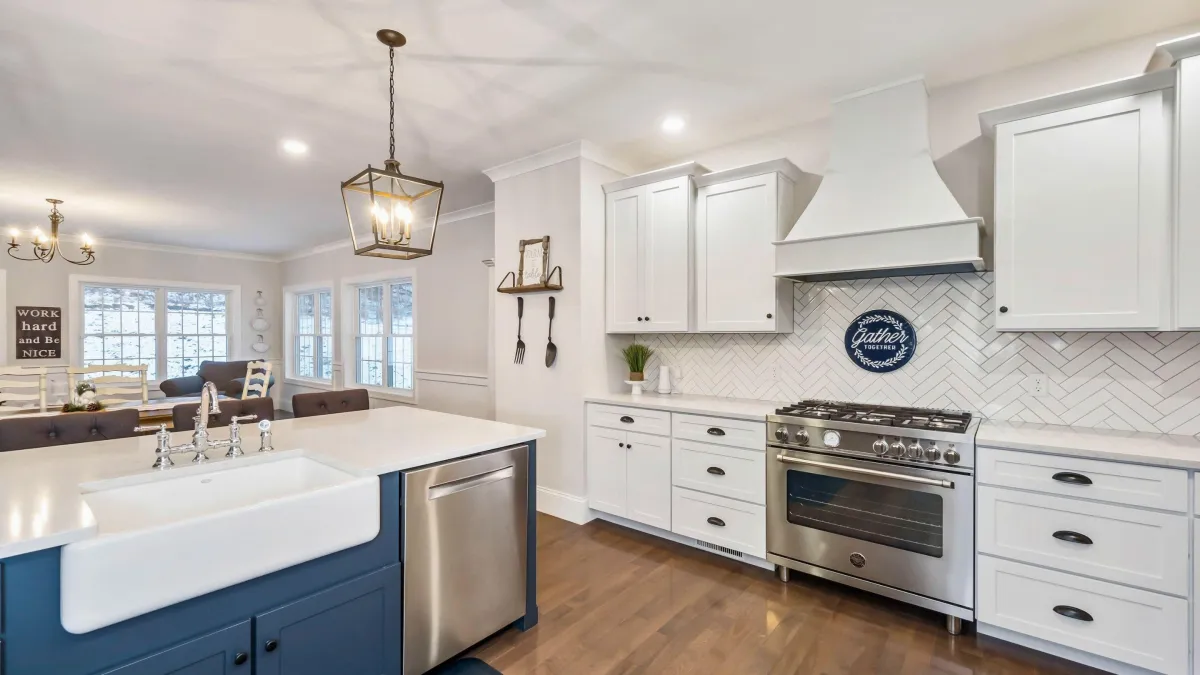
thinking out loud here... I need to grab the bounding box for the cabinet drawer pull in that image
[706,466,726,476]
[1052,472,1092,485]
[619,415,635,424]
[234,652,249,666]
[264,639,279,652]
[706,516,726,527]
[706,427,726,436]
[1052,530,1093,545]
[1053,605,1093,622]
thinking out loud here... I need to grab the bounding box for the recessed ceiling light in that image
[660,115,686,135]
[281,139,309,156]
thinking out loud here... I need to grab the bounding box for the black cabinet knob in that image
[618,442,625,448]
[264,640,279,653]
[999,306,1009,313]
[627,445,633,450]
[767,313,773,319]
[1052,472,1092,485]
[707,516,726,527]
[645,316,650,321]
[234,652,248,666]
[637,317,643,322]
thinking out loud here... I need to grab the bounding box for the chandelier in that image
[341,29,444,260]
[7,199,95,266]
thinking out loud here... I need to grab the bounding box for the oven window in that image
[787,470,943,558]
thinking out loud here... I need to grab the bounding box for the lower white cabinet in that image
[586,426,670,529]
[978,556,1189,674]
[672,440,765,504]
[670,487,766,558]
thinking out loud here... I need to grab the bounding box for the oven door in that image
[767,447,973,610]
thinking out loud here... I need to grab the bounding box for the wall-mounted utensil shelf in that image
[497,266,563,294]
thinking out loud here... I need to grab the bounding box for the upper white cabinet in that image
[986,81,1172,331]
[694,161,806,333]
[604,163,705,333]
[1177,55,1200,328]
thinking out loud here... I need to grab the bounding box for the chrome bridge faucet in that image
[136,382,271,469]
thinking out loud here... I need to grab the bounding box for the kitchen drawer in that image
[978,486,1188,596]
[977,556,1188,674]
[672,440,765,504]
[587,404,670,437]
[671,413,765,450]
[671,486,765,558]
[978,447,1187,512]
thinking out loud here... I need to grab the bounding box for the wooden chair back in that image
[0,367,48,416]
[241,361,272,399]
[68,364,150,405]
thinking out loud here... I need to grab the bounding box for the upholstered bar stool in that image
[291,390,370,418]
[0,409,141,453]
[171,397,276,432]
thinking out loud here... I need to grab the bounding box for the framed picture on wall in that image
[518,237,550,287]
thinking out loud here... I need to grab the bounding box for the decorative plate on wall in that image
[844,309,917,373]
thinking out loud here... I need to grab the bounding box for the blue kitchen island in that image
[0,407,543,675]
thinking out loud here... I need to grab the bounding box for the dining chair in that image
[67,364,150,406]
[241,361,273,399]
[0,366,48,416]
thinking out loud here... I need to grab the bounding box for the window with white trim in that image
[291,289,333,380]
[81,284,230,380]
[354,279,413,391]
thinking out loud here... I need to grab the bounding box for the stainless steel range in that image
[766,400,979,634]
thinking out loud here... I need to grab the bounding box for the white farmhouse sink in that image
[61,456,379,633]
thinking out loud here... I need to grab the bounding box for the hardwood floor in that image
[472,514,1104,675]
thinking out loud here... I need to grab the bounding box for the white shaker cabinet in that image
[695,161,807,333]
[989,87,1172,331]
[1177,55,1200,328]
[585,405,672,529]
[604,164,706,333]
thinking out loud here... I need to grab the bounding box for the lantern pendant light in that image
[341,29,444,260]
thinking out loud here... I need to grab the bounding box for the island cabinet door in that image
[587,426,628,517]
[254,564,401,675]
[98,621,251,675]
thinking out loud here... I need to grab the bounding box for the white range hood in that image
[775,77,985,281]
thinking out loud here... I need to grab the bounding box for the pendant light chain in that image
[388,47,396,161]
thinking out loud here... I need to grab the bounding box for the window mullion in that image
[382,283,392,388]
[155,288,167,381]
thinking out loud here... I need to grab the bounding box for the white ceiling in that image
[2,0,1198,256]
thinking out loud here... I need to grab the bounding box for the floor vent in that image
[695,539,744,559]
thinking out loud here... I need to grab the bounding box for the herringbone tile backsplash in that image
[639,273,1200,437]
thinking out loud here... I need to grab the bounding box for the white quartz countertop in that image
[978,420,1200,470]
[0,406,544,560]
[584,392,784,421]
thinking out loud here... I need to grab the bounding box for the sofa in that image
[159,360,275,400]
[171,396,276,431]
[0,409,141,453]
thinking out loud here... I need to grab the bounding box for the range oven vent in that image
[695,539,744,559]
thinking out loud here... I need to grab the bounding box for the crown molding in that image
[55,233,278,262]
[279,201,496,262]
[1155,32,1200,65]
[483,140,634,183]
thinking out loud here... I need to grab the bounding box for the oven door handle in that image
[775,454,955,489]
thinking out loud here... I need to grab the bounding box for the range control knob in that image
[872,438,889,456]
[794,429,810,446]
[774,427,789,442]
[944,448,961,465]
[923,444,942,462]
[889,440,906,457]
[906,440,923,460]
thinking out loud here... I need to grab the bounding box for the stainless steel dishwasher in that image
[402,444,529,675]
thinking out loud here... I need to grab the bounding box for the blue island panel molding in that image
[1,472,400,675]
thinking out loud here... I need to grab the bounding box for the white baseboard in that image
[594,512,773,571]
[977,623,1158,675]
[536,487,595,525]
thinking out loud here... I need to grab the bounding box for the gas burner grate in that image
[777,399,972,432]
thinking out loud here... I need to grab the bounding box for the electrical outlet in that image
[770,365,780,383]
[1029,374,1048,396]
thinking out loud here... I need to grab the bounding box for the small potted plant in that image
[621,343,654,394]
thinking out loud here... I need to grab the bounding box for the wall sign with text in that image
[844,309,916,373]
[16,306,62,359]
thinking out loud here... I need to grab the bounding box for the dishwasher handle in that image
[428,465,515,500]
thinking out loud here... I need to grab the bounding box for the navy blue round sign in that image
[844,309,917,373]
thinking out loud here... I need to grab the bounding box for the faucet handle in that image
[257,419,275,453]
[137,424,174,469]
[231,414,258,424]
